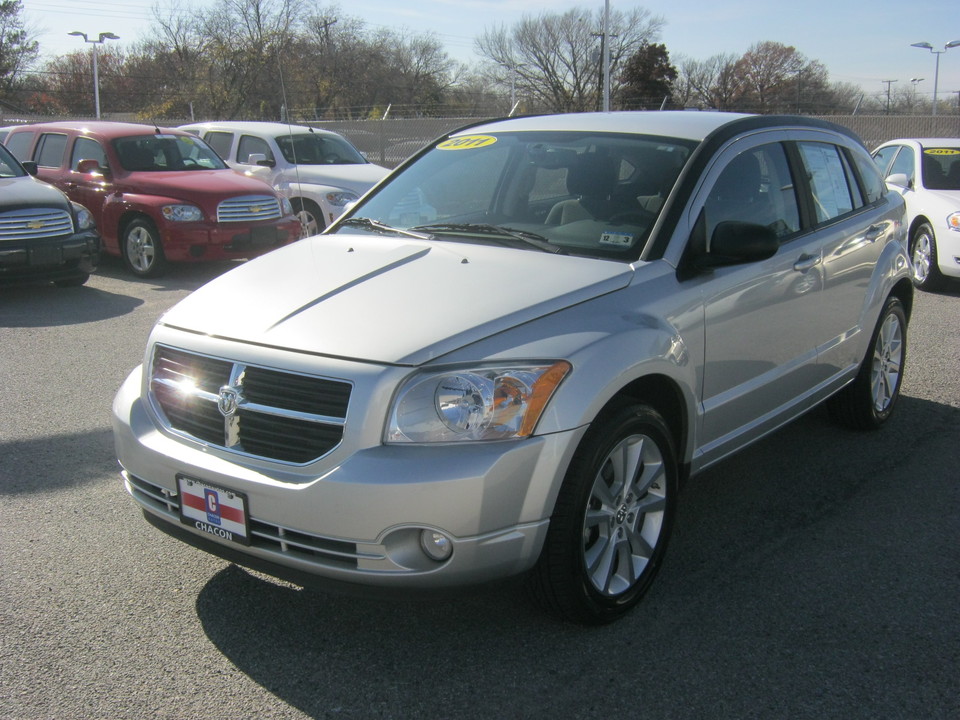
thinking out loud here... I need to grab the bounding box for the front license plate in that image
[177,475,250,546]
[29,245,62,267]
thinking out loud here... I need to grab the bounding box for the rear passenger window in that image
[797,142,856,223]
[36,133,68,168]
[204,131,233,160]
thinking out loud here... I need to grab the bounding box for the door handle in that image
[864,224,885,242]
[793,253,821,272]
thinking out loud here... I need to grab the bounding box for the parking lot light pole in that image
[68,31,120,119]
[910,40,960,117]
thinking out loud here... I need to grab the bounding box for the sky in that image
[19,0,960,108]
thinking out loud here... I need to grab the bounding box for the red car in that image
[4,122,302,277]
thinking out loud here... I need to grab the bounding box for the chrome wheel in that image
[582,432,667,596]
[126,225,157,272]
[911,230,932,284]
[870,309,903,413]
[122,219,166,277]
[293,199,323,238]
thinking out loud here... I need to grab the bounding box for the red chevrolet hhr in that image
[4,122,302,277]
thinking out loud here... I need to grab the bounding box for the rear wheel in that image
[828,295,906,430]
[528,403,677,624]
[122,218,167,278]
[910,222,945,291]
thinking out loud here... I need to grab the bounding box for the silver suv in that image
[113,112,912,624]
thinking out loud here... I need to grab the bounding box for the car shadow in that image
[191,394,959,718]
[94,254,245,292]
[0,428,117,495]
[0,281,143,328]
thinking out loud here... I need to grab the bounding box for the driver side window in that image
[237,135,273,164]
[704,143,800,244]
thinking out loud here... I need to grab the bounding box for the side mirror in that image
[76,158,107,175]
[885,172,911,189]
[246,153,275,167]
[21,160,38,176]
[694,221,779,270]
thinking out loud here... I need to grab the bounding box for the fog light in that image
[420,529,453,561]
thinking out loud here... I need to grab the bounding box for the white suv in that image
[181,121,389,235]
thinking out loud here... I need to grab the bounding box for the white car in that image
[180,121,389,235]
[872,138,960,290]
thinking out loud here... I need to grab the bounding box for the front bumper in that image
[158,217,302,262]
[112,365,584,591]
[936,225,960,279]
[0,230,99,284]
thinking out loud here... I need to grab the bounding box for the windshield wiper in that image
[338,217,432,240]
[410,223,566,254]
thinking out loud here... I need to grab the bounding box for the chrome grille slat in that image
[0,208,73,240]
[149,345,350,464]
[217,195,282,223]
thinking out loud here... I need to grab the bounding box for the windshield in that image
[331,130,694,261]
[921,146,960,191]
[0,143,26,178]
[275,132,367,166]
[113,134,227,172]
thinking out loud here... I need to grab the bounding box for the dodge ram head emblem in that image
[217,386,241,416]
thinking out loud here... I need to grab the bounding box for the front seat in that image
[546,153,618,225]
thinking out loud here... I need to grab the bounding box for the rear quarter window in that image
[5,131,35,161]
[204,131,234,160]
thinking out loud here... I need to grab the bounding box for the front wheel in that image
[528,403,678,624]
[122,218,167,278]
[292,198,325,238]
[828,295,906,430]
[910,222,945,291]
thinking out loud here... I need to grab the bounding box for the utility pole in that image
[881,79,897,114]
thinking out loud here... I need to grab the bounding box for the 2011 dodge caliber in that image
[113,112,913,624]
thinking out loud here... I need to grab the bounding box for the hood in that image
[279,163,390,194]
[159,233,634,365]
[0,175,71,211]
[118,169,279,199]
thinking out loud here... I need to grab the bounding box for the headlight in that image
[386,361,571,443]
[280,196,294,215]
[947,212,960,232]
[161,204,203,222]
[325,191,359,207]
[71,202,95,231]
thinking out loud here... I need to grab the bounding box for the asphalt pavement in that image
[1,257,958,719]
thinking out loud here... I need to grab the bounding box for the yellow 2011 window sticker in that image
[437,135,498,150]
[923,148,960,156]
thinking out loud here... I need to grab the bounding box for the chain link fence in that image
[4,111,959,168]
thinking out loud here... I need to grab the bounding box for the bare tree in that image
[676,53,744,110]
[475,6,664,113]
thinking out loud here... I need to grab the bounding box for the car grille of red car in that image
[217,195,283,223]
[149,345,351,465]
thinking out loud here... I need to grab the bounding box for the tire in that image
[122,218,167,278]
[910,222,946,291]
[528,403,678,624]
[53,273,89,288]
[291,198,324,238]
[828,295,906,430]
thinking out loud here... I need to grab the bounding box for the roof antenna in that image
[276,43,307,235]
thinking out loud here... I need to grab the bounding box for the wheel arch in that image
[590,373,690,481]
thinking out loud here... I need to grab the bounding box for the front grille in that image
[0,208,73,241]
[126,474,368,569]
[150,345,351,464]
[217,195,282,223]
